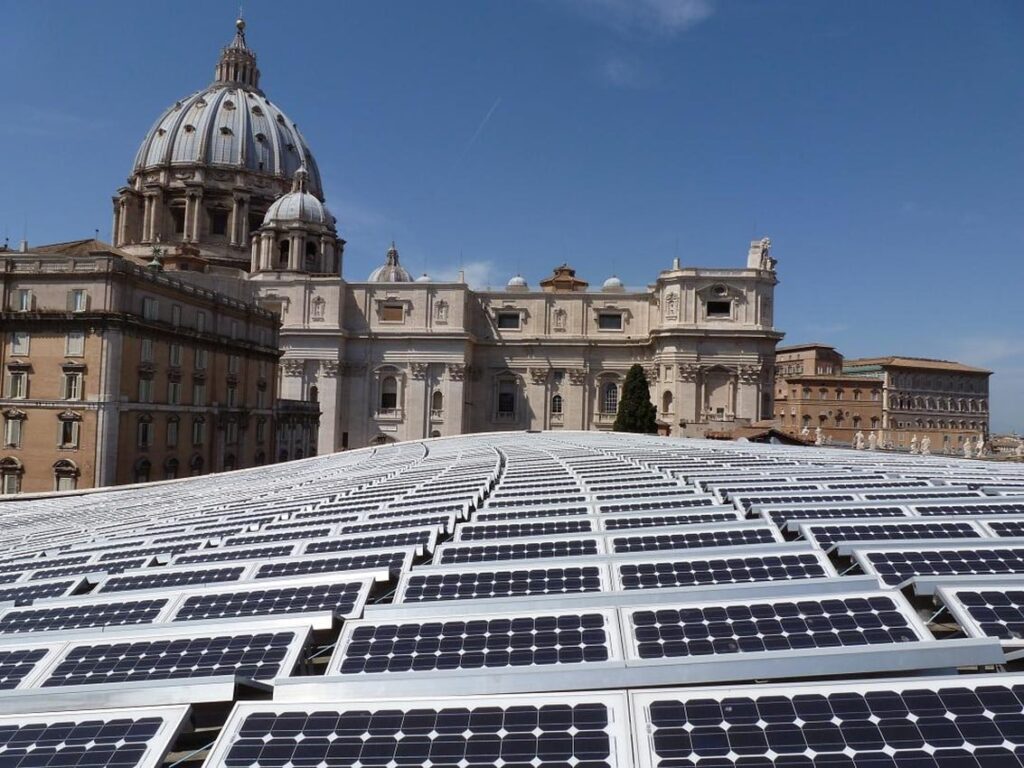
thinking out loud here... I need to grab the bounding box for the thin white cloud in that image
[434,260,501,289]
[601,56,656,89]
[566,0,714,36]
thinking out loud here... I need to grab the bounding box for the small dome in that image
[602,275,625,292]
[415,273,433,283]
[368,242,412,282]
[507,275,528,289]
[263,168,334,227]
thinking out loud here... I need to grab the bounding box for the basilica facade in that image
[112,19,784,453]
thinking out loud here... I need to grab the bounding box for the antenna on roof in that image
[94,228,99,240]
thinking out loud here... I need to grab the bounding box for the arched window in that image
[870,417,880,429]
[802,415,811,428]
[255,451,266,466]
[295,449,304,460]
[189,454,204,476]
[497,378,516,418]
[53,459,79,491]
[278,240,290,268]
[551,394,563,415]
[133,458,151,484]
[224,454,236,471]
[380,376,398,412]
[662,391,674,413]
[164,457,179,480]
[309,385,319,403]
[1,457,23,495]
[430,430,441,438]
[279,450,289,463]
[431,390,444,414]
[852,415,861,428]
[305,241,317,270]
[602,382,618,414]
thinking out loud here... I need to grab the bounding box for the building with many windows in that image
[0,239,282,493]
[101,18,784,453]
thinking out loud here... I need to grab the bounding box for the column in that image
[528,368,549,430]
[408,362,430,440]
[678,364,700,427]
[288,234,301,271]
[317,360,340,453]
[445,364,467,436]
[568,368,587,430]
[187,191,203,242]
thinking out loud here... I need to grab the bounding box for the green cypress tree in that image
[613,364,658,434]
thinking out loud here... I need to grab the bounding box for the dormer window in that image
[496,311,521,330]
[706,300,732,318]
[252,106,264,116]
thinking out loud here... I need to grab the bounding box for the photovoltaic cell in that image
[438,539,600,565]
[635,677,1024,768]
[610,528,777,554]
[98,566,246,593]
[42,630,297,685]
[337,613,610,674]
[618,553,830,590]
[629,595,918,659]
[401,566,603,602]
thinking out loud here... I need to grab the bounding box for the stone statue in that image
[975,434,985,457]
[800,425,810,438]
[854,431,865,450]
[814,426,824,446]
[910,434,919,455]
[1016,439,1024,458]
[920,435,931,455]
[963,439,973,459]
[868,431,878,450]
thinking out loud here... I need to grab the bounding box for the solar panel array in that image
[0,432,1022,767]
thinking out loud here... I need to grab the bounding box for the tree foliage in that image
[613,364,658,434]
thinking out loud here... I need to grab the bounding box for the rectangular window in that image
[68,289,87,312]
[226,420,238,444]
[1,473,18,495]
[256,419,266,443]
[706,301,732,318]
[497,380,516,416]
[138,377,154,403]
[56,475,76,491]
[597,313,623,331]
[140,338,154,362]
[171,305,182,327]
[172,207,186,234]
[166,419,179,448]
[192,419,205,446]
[60,420,80,449]
[65,331,85,357]
[195,348,207,370]
[168,380,181,405]
[137,421,153,448]
[11,289,31,312]
[381,304,404,323]
[496,312,520,330]
[6,371,27,399]
[169,344,183,367]
[3,418,21,448]
[230,320,239,339]
[62,373,82,400]
[196,311,207,333]
[228,355,240,374]
[192,381,206,406]
[142,297,158,321]
[210,209,229,236]
[227,385,238,408]
[10,332,29,356]
[256,388,266,409]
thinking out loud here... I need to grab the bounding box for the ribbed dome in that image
[602,275,624,292]
[368,242,412,283]
[132,19,323,198]
[263,168,334,227]
[507,275,528,289]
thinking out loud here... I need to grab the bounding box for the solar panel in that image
[436,538,604,565]
[799,520,986,551]
[0,595,173,634]
[0,706,189,768]
[95,565,246,593]
[937,585,1024,645]
[755,506,911,526]
[631,674,1024,768]
[0,643,55,690]
[39,622,311,687]
[615,549,836,590]
[609,524,781,554]
[854,543,1024,587]
[914,501,1024,516]
[331,608,617,675]
[0,577,84,604]
[304,529,437,555]
[985,519,1024,537]
[174,544,297,565]
[457,519,595,540]
[202,694,633,768]
[600,511,741,530]
[397,564,607,603]
[255,550,412,579]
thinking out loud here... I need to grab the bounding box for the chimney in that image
[672,257,680,270]
[457,269,465,284]
[18,239,28,253]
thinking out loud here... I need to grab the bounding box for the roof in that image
[775,342,839,353]
[21,238,130,258]
[844,356,992,374]
[780,373,883,384]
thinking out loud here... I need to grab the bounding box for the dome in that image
[507,275,528,289]
[368,242,412,283]
[415,273,433,283]
[263,168,334,227]
[602,275,625,292]
[131,19,323,199]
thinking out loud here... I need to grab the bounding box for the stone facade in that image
[0,240,281,494]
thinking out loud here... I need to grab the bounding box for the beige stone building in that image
[0,240,281,494]
[93,17,785,453]
[774,344,991,452]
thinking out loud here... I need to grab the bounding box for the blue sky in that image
[2,1,1022,431]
